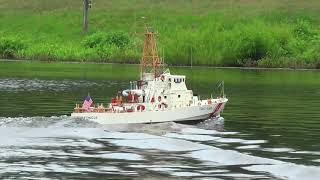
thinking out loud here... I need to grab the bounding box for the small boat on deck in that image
[71,28,228,124]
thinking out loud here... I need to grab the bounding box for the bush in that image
[95,44,120,60]
[82,31,132,61]
[234,22,276,63]
[285,19,320,64]
[0,37,25,58]
[294,19,317,40]
[82,31,130,49]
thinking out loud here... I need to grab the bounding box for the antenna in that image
[219,81,225,98]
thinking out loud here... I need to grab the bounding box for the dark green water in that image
[0,64,320,179]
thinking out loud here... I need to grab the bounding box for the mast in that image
[140,27,162,79]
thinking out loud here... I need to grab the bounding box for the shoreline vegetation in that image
[0,0,320,68]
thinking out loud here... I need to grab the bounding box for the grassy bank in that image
[0,0,320,68]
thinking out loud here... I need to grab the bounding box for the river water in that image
[0,67,320,179]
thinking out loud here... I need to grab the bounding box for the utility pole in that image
[190,0,195,68]
[190,46,193,68]
[83,0,92,33]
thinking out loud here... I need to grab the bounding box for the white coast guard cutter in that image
[71,28,228,124]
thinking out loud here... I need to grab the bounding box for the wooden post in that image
[83,0,89,33]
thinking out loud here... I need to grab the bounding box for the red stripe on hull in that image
[209,103,223,118]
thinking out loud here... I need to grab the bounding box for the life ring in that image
[137,105,145,111]
[158,96,161,102]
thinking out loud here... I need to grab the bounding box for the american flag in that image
[82,95,93,110]
[217,80,224,88]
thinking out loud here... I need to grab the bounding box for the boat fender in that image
[161,102,168,108]
[158,96,161,102]
[160,75,165,81]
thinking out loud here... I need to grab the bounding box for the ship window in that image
[178,95,181,98]
[164,96,167,99]
[169,78,171,82]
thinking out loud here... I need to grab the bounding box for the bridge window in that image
[174,78,183,83]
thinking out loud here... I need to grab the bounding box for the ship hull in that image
[71,99,227,125]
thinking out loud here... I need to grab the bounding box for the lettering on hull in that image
[199,106,212,111]
[86,116,98,120]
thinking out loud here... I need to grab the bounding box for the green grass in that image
[0,0,320,68]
